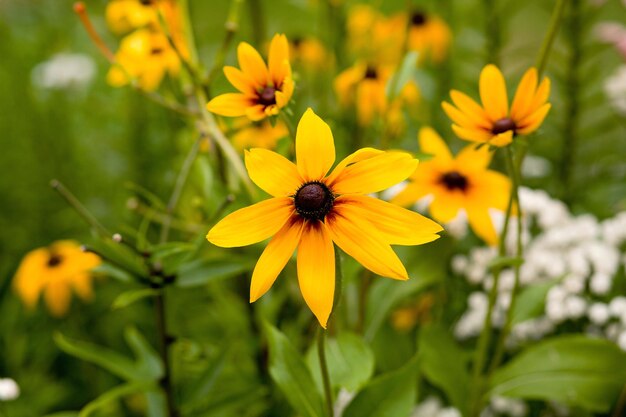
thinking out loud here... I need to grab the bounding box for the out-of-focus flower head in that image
[289,36,330,71]
[393,127,511,245]
[604,65,626,115]
[31,53,96,91]
[231,118,289,150]
[13,240,101,317]
[334,62,391,125]
[0,378,20,401]
[405,10,452,64]
[443,65,551,147]
[346,5,405,66]
[106,0,185,40]
[207,34,294,121]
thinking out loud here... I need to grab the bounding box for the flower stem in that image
[535,0,569,77]
[154,289,178,417]
[317,328,334,417]
[50,179,111,238]
[484,0,501,66]
[247,0,266,47]
[280,112,298,142]
[206,0,243,94]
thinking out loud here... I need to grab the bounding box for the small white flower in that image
[588,302,611,325]
[0,378,20,401]
[31,52,96,91]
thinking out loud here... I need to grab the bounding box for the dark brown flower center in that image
[491,117,516,135]
[440,171,468,191]
[140,0,153,6]
[364,66,378,80]
[257,86,277,106]
[411,11,427,26]
[47,253,63,268]
[150,47,164,55]
[294,182,334,221]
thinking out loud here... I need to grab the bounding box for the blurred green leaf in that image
[112,288,159,309]
[306,332,375,392]
[79,381,156,417]
[487,256,524,270]
[386,51,419,99]
[44,413,80,417]
[175,257,253,287]
[146,391,167,417]
[342,354,420,417]
[489,335,626,412]
[90,239,148,278]
[124,327,164,381]
[511,281,554,325]
[181,347,229,409]
[92,263,134,283]
[264,322,325,417]
[418,324,470,414]
[151,241,196,260]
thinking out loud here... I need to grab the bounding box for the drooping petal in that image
[330,151,418,195]
[442,101,488,130]
[451,124,493,143]
[250,215,304,302]
[223,66,256,94]
[326,211,408,280]
[206,93,251,117]
[297,221,335,328]
[334,195,442,245]
[268,34,290,87]
[449,90,492,128]
[325,148,384,184]
[479,64,508,121]
[71,273,94,301]
[455,143,494,171]
[295,108,335,181]
[466,205,498,246]
[207,197,293,247]
[510,67,538,121]
[244,149,303,197]
[418,127,452,160]
[237,41,269,87]
[516,103,551,135]
[44,280,71,317]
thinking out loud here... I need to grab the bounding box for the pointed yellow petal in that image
[529,77,551,111]
[442,101,487,130]
[245,149,303,197]
[207,93,250,117]
[297,221,335,328]
[44,280,71,317]
[330,151,418,195]
[479,64,508,121]
[207,197,293,247]
[250,216,304,302]
[516,103,551,135]
[326,211,408,280]
[418,127,452,160]
[296,108,336,181]
[449,90,492,128]
[469,171,511,210]
[455,143,494,170]
[467,205,498,246]
[268,33,290,87]
[325,148,384,184]
[223,66,255,94]
[71,273,94,301]
[510,67,538,121]
[451,124,493,143]
[276,76,294,107]
[237,41,269,87]
[334,195,442,245]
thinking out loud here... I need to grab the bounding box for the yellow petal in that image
[245,149,303,197]
[237,41,269,87]
[207,93,250,117]
[449,90,492,128]
[509,67,538,121]
[489,130,514,147]
[530,77,551,111]
[334,195,442,245]
[455,143,493,171]
[250,216,304,302]
[418,127,452,160]
[330,151,418,195]
[479,64,508,121]
[296,108,335,181]
[71,272,94,301]
[207,197,293,247]
[223,66,255,94]
[44,279,71,317]
[245,104,267,121]
[297,221,335,328]
[429,194,461,223]
[442,101,488,130]
[467,205,498,246]
[326,211,408,280]
[13,248,48,308]
[268,33,290,87]
[325,148,384,185]
[516,103,551,135]
[390,183,430,207]
[276,76,294,107]
[469,170,511,210]
[451,124,493,143]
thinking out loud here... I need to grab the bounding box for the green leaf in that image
[181,347,229,408]
[92,263,134,283]
[386,51,419,99]
[264,322,325,417]
[124,327,163,381]
[510,281,554,325]
[418,325,470,414]
[145,392,167,417]
[44,413,80,417]
[79,381,156,417]
[342,354,420,417]
[150,241,195,260]
[175,257,253,288]
[112,288,159,309]
[489,335,626,412]
[306,332,375,392]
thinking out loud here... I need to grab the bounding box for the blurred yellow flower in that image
[290,37,329,70]
[443,65,551,147]
[334,62,390,124]
[13,240,101,317]
[207,34,294,121]
[106,0,158,34]
[107,29,181,91]
[346,5,404,65]
[207,109,442,327]
[406,11,452,64]
[392,127,511,245]
[231,119,288,150]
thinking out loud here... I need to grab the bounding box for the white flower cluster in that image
[411,396,462,417]
[31,53,96,91]
[0,377,20,401]
[452,188,626,348]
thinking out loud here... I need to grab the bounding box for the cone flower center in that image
[440,171,468,191]
[492,117,517,135]
[257,86,277,106]
[294,182,334,221]
[47,253,63,268]
[364,66,378,80]
[411,12,427,26]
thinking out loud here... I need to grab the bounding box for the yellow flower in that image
[231,119,288,150]
[406,11,452,64]
[346,5,405,66]
[207,109,442,327]
[107,28,181,91]
[442,65,551,147]
[392,127,511,245]
[290,37,329,70]
[334,62,391,124]
[207,34,294,121]
[106,0,158,34]
[13,240,101,317]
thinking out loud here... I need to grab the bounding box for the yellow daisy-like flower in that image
[107,28,181,91]
[406,11,452,64]
[346,5,405,66]
[207,109,442,327]
[13,240,101,317]
[106,0,158,34]
[334,62,391,125]
[207,34,294,121]
[442,65,551,147]
[231,119,288,150]
[393,127,511,245]
[290,37,329,70]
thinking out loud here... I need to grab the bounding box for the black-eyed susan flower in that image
[346,5,405,66]
[13,240,101,317]
[207,109,442,327]
[106,0,158,34]
[207,34,294,121]
[442,65,551,147]
[406,10,452,64]
[289,36,329,70]
[231,119,288,150]
[335,62,390,124]
[107,28,181,91]
[392,127,511,245]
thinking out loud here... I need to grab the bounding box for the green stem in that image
[206,0,243,94]
[535,0,569,77]
[279,112,297,141]
[317,328,334,417]
[484,0,501,66]
[155,289,178,417]
[247,0,265,47]
[50,179,111,238]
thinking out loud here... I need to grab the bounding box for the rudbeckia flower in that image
[207,34,294,121]
[207,109,442,327]
[442,65,551,147]
[392,127,511,245]
[335,62,390,124]
[231,119,288,150]
[13,240,101,317]
[406,11,452,64]
[106,0,158,34]
[290,36,330,70]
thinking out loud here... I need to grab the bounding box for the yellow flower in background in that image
[207,34,294,121]
[392,127,511,245]
[442,65,551,147]
[207,109,442,327]
[334,62,390,124]
[13,241,101,317]
[346,5,404,66]
[106,0,158,34]
[231,119,288,150]
[290,37,329,70]
[406,10,452,64]
[107,29,181,91]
